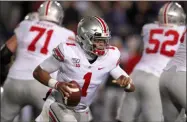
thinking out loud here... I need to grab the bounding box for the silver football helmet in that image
[158,2,186,26]
[38,1,64,25]
[76,16,111,56]
[24,12,39,21]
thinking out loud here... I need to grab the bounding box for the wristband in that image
[48,79,59,89]
[125,83,131,89]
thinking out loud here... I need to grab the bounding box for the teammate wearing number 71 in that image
[116,2,186,122]
[33,16,135,122]
[0,1,75,122]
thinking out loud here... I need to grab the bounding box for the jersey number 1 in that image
[28,26,54,54]
[82,72,92,97]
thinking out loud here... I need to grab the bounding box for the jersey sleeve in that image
[108,46,129,79]
[110,65,129,79]
[14,20,30,41]
[52,43,65,62]
[40,43,66,73]
[109,46,121,69]
[40,56,61,73]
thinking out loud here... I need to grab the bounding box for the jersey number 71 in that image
[27,26,54,55]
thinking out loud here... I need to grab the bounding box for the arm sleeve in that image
[110,65,129,79]
[40,55,61,73]
[40,43,65,73]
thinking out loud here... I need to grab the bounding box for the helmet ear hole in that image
[81,36,84,40]
[89,36,94,41]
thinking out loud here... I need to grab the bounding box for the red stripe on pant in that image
[49,110,57,122]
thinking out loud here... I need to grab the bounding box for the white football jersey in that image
[8,20,75,80]
[52,42,121,106]
[164,30,186,72]
[134,23,186,77]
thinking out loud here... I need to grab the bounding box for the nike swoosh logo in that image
[98,67,104,70]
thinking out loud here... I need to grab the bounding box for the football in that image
[63,81,81,107]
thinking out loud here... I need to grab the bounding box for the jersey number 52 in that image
[27,26,54,55]
[146,29,179,57]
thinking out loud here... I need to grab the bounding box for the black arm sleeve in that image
[0,44,13,65]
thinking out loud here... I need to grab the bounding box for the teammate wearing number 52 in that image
[117,2,186,122]
[0,1,75,122]
[33,16,135,122]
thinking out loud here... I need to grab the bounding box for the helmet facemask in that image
[77,30,110,57]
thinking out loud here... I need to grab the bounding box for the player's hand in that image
[113,75,132,87]
[112,75,135,92]
[56,82,75,97]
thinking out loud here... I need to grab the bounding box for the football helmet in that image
[158,2,186,26]
[24,12,39,21]
[76,16,111,56]
[38,1,64,25]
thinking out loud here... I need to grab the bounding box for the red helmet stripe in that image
[45,1,51,15]
[95,16,107,33]
[164,3,171,24]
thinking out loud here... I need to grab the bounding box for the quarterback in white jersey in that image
[0,1,75,122]
[159,30,186,122]
[117,2,186,122]
[33,16,135,122]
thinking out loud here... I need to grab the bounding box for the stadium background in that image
[0,1,186,122]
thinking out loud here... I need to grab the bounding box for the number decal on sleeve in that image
[82,72,92,97]
[146,29,180,57]
[27,26,54,54]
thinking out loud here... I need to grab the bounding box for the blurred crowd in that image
[0,1,186,122]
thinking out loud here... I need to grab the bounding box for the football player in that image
[0,1,75,122]
[116,2,186,122]
[159,28,186,121]
[33,16,135,122]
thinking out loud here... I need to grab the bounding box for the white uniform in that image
[117,23,186,122]
[1,20,75,122]
[159,30,186,122]
[36,41,129,122]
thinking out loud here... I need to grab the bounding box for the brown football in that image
[63,81,81,107]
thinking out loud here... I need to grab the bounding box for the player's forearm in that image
[33,65,60,89]
[0,44,13,65]
[33,66,51,87]
[0,35,17,65]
